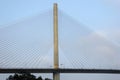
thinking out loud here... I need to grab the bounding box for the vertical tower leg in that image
[53,3,60,80]
[53,73,60,80]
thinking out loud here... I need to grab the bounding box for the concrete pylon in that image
[53,3,60,80]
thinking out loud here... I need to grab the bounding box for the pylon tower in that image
[53,3,60,80]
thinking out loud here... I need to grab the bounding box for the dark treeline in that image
[6,73,52,80]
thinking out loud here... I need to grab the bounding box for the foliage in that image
[6,73,51,80]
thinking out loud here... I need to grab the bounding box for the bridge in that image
[0,3,120,80]
[0,68,120,74]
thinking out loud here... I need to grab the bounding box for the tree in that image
[7,75,13,80]
[36,76,42,80]
[6,73,42,80]
[6,73,52,80]
[45,78,52,80]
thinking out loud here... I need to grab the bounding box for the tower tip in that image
[54,3,58,6]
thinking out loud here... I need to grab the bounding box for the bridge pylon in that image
[53,3,60,80]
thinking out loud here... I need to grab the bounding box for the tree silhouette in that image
[45,78,52,80]
[36,76,42,80]
[6,73,51,80]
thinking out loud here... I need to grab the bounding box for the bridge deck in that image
[0,68,120,74]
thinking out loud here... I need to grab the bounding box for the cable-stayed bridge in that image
[0,3,120,80]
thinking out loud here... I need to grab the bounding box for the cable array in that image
[0,10,120,69]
